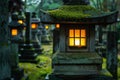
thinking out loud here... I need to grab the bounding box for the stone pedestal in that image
[18,43,38,63]
[41,28,51,44]
[49,52,102,80]
[10,43,24,80]
[31,29,43,54]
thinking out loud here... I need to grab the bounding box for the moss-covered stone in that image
[48,5,104,21]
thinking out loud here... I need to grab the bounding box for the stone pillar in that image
[98,26,102,43]
[25,12,31,44]
[107,31,118,80]
[37,28,42,46]
[10,44,18,67]
[53,29,60,53]
[10,43,24,80]
[31,29,38,42]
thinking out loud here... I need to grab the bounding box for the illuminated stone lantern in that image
[31,18,39,30]
[45,25,49,30]
[31,15,43,54]
[18,12,38,63]
[40,0,118,79]
[9,13,25,42]
[41,24,51,44]
[8,13,25,80]
[18,17,24,25]
[18,12,26,41]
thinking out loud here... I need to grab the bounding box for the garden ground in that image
[20,43,120,80]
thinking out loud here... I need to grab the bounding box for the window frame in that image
[66,26,89,52]
[68,29,87,48]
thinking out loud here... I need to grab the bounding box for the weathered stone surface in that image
[53,53,102,64]
[52,52,102,76]
[54,65,100,75]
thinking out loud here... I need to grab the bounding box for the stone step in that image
[49,74,113,80]
[19,53,38,59]
[19,48,43,54]
[19,44,33,49]
[52,52,102,76]
[33,48,43,53]
[32,41,40,47]
[33,44,41,48]
[19,49,35,53]
[53,53,102,64]
[53,64,101,76]
[19,59,38,63]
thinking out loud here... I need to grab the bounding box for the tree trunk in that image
[0,0,11,79]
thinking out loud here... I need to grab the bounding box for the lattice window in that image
[69,29,86,47]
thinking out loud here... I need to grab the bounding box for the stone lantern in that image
[9,13,25,42]
[18,12,38,63]
[40,0,118,79]
[31,14,43,54]
[8,13,24,80]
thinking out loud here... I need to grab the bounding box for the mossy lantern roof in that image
[48,5,103,21]
[40,5,118,25]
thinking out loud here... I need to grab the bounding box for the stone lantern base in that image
[48,52,104,80]
[32,41,43,54]
[18,43,38,63]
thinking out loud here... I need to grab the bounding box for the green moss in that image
[102,57,120,79]
[48,5,103,21]
[100,69,113,77]
[19,55,52,80]
[102,58,107,69]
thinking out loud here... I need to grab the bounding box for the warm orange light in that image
[69,29,74,37]
[75,29,80,37]
[69,29,86,47]
[45,25,49,29]
[12,29,18,36]
[81,29,86,37]
[81,38,86,46]
[31,23,38,29]
[56,24,60,29]
[18,20,23,24]
[69,38,74,46]
[75,38,80,46]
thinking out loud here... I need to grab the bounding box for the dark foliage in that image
[8,0,24,13]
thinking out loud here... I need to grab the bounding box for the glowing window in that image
[31,23,38,29]
[12,29,18,36]
[18,20,23,24]
[69,29,86,47]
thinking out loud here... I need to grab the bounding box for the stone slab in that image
[53,52,102,64]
